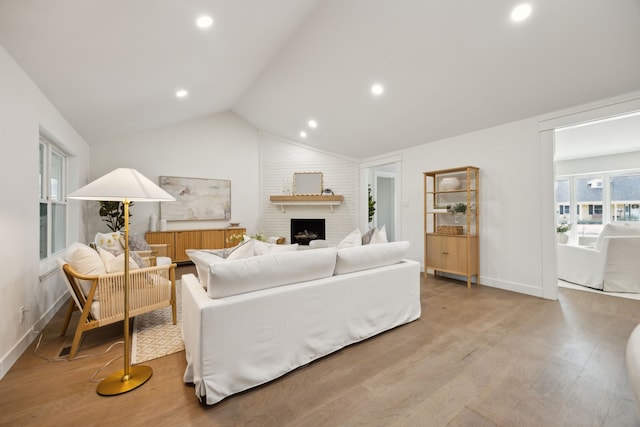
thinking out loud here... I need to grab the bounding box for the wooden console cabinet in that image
[145,228,246,263]
[424,166,479,287]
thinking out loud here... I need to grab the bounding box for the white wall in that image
[376,118,552,298]
[89,112,260,238]
[556,151,640,176]
[0,45,90,379]
[259,132,359,245]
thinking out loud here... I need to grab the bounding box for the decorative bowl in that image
[229,222,240,227]
[439,177,460,191]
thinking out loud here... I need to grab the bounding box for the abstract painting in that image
[159,176,231,221]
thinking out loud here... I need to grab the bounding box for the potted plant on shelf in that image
[557,223,571,244]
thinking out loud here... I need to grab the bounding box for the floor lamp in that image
[68,168,175,396]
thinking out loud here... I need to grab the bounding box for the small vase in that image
[557,233,568,244]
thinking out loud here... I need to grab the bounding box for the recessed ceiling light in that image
[371,83,384,96]
[176,89,188,98]
[196,15,213,29]
[300,131,307,138]
[307,119,318,129]
[511,4,532,22]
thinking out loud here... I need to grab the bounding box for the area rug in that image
[131,281,184,364]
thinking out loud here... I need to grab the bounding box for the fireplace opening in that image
[291,219,326,245]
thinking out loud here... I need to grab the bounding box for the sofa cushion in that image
[207,247,338,298]
[370,224,388,244]
[334,241,410,275]
[186,249,226,289]
[337,229,362,249]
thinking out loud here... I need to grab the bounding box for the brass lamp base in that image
[97,365,153,396]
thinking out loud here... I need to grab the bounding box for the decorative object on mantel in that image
[293,172,323,195]
[229,222,240,227]
[159,176,231,221]
[323,188,334,195]
[269,194,344,213]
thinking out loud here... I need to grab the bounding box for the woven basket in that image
[437,225,464,235]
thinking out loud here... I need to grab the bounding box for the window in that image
[39,137,67,259]
[556,171,640,246]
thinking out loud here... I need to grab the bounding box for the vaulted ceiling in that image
[1,0,639,159]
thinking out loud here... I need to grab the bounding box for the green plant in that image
[99,201,133,232]
[226,233,245,245]
[557,223,571,233]
[368,185,376,223]
[452,203,467,213]
[250,231,267,242]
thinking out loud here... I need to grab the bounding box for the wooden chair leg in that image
[68,326,85,361]
[60,300,75,336]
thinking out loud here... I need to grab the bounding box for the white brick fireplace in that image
[259,132,359,246]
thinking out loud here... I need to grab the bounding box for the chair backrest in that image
[56,257,87,313]
[595,223,640,251]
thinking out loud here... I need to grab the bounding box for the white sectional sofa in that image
[181,241,421,405]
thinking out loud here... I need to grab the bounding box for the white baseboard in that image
[0,294,69,380]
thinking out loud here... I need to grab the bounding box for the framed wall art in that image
[159,176,231,221]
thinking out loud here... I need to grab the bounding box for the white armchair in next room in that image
[557,223,640,292]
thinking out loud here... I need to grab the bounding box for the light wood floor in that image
[1,270,640,426]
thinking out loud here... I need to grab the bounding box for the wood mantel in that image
[269,195,344,213]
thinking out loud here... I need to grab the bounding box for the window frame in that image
[39,136,68,259]
[556,169,640,245]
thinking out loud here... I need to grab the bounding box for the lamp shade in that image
[68,168,175,202]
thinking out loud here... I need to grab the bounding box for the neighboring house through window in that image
[555,172,640,246]
[39,136,67,259]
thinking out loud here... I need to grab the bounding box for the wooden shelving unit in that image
[424,166,479,288]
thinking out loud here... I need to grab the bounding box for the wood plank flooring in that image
[1,271,640,426]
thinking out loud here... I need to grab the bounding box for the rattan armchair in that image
[58,259,177,360]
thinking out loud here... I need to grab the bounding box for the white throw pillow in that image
[370,225,388,244]
[337,229,362,249]
[253,239,273,256]
[334,241,410,275]
[97,247,140,273]
[65,242,107,276]
[226,239,255,260]
[95,232,125,251]
[208,247,337,298]
[186,249,226,288]
[64,242,107,299]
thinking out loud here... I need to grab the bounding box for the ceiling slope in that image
[0,0,639,158]
[0,0,319,143]
[234,0,640,158]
